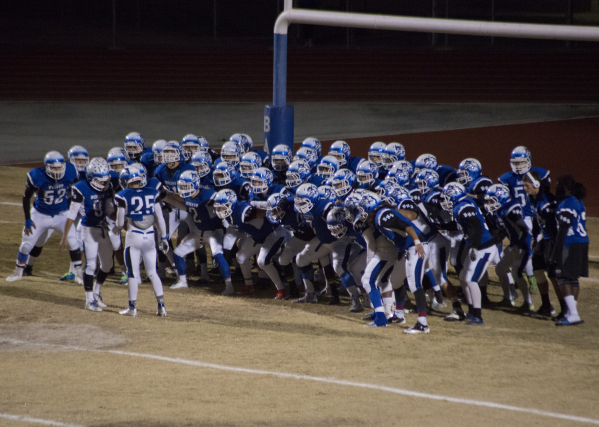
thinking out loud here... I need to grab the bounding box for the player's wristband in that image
[25,219,33,229]
[414,239,421,245]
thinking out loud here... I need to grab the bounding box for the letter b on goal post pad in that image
[263,105,294,155]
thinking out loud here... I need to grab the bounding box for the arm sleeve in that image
[378,211,411,234]
[67,187,83,221]
[457,207,483,249]
[116,207,126,229]
[22,176,38,221]
[154,202,167,238]
[161,193,187,211]
[250,200,270,210]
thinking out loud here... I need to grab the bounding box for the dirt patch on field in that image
[0,323,127,353]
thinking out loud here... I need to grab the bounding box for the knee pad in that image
[69,249,81,262]
[96,269,109,284]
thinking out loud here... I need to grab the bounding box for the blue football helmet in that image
[124,132,145,161]
[316,155,340,179]
[271,144,292,172]
[485,184,511,213]
[162,141,183,165]
[68,145,89,172]
[352,191,382,226]
[457,158,482,186]
[355,160,379,188]
[368,142,387,167]
[190,151,213,178]
[120,164,147,189]
[214,189,237,219]
[344,191,363,224]
[86,157,111,191]
[381,142,406,170]
[301,137,322,157]
[378,181,404,206]
[220,141,241,167]
[440,182,468,211]
[250,167,273,194]
[294,183,319,214]
[415,153,438,172]
[328,140,351,167]
[414,168,440,195]
[197,137,210,154]
[286,160,311,189]
[177,170,200,198]
[332,169,356,197]
[387,167,411,187]
[229,133,252,154]
[107,147,129,173]
[213,162,235,186]
[239,152,263,179]
[44,151,66,181]
[318,185,338,202]
[181,134,201,161]
[266,192,289,224]
[293,147,318,170]
[510,146,531,175]
[326,207,348,238]
[152,140,167,164]
[390,160,414,177]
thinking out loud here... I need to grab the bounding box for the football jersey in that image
[437,164,457,187]
[154,162,196,194]
[299,198,336,244]
[499,166,550,217]
[28,163,78,216]
[556,195,589,248]
[71,180,114,227]
[115,186,161,227]
[375,208,421,251]
[468,175,494,210]
[229,201,278,244]
[452,196,494,250]
[279,201,315,241]
[493,199,529,247]
[181,188,220,231]
[140,152,158,178]
[346,156,365,174]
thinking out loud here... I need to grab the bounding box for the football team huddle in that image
[5,132,590,333]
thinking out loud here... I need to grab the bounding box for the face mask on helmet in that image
[162,148,180,165]
[213,169,232,186]
[214,202,233,219]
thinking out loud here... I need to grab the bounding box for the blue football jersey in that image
[452,196,493,249]
[299,198,335,244]
[28,163,78,216]
[375,208,420,251]
[437,164,457,186]
[140,152,158,178]
[115,186,160,221]
[493,200,528,246]
[346,156,364,174]
[154,162,196,194]
[71,181,114,227]
[182,188,221,231]
[499,167,549,217]
[229,201,278,244]
[556,195,589,248]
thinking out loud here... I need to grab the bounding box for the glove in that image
[469,248,478,262]
[25,219,33,229]
[159,238,169,255]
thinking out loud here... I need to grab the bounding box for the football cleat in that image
[120,273,128,285]
[362,312,375,321]
[119,307,137,316]
[59,272,75,281]
[293,292,318,304]
[404,322,430,334]
[170,281,189,290]
[466,317,485,326]
[349,295,364,313]
[535,304,557,317]
[156,306,167,317]
[6,267,24,282]
[387,315,406,325]
[365,321,387,328]
[555,318,584,326]
[23,265,33,276]
[365,312,388,327]
[94,294,107,308]
[444,311,466,321]
[274,289,287,300]
[241,284,255,296]
[430,298,446,312]
[85,301,103,312]
[221,286,235,296]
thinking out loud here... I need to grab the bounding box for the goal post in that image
[263,6,599,153]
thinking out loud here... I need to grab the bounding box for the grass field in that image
[1,165,598,427]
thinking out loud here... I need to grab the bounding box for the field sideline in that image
[1,165,598,427]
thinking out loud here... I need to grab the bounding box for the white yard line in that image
[0,412,84,427]
[2,338,599,425]
[0,202,21,206]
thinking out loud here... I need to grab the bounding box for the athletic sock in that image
[93,282,102,296]
[564,295,580,321]
[156,296,164,307]
[540,293,550,307]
